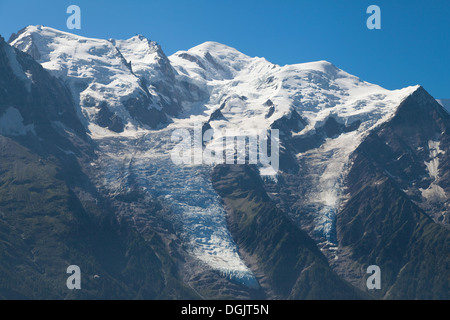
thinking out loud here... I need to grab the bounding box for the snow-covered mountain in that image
[9,26,205,133]
[6,25,425,282]
[4,26,449,299]
[169,40,421,243]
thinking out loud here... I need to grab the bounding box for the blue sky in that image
[0,0,448,98]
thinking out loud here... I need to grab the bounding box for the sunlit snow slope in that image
[437,99,450,113]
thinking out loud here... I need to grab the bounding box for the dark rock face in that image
[271,108,307,136]
[126,40,208,120]
[177,52,207,69]
[265,106,275,119]
[211,164,364,299]
[96,102,125,133]
[355,87,450,224]
[289,116,361,154]
[331,87,450,299]
[334,140,449,299]
[0,38,84,139]
[209,108,226,121]
[124,95,168,129]
[268,109,309,173]
[320,117,361,138]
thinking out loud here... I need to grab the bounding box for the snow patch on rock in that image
[0,107,35,136]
